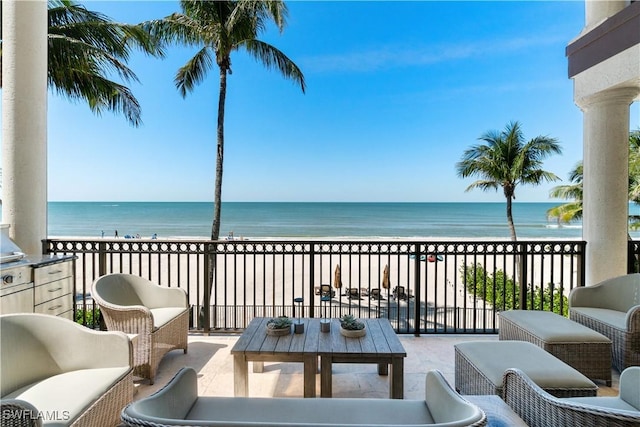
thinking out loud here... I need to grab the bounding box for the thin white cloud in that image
[301,35,568,74]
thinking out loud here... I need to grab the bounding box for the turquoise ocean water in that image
[43,201,640,240]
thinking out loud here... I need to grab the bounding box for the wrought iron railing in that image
[44,239,586,335]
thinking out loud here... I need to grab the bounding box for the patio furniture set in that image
[453,272,640,426]
[1,272,639,426]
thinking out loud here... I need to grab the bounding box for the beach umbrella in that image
[333,265,342,290]
[382,264,390,289]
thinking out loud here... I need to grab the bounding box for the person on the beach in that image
[115,230,118,238]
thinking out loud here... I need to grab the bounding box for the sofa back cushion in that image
[0,316,61,395]
[598,274,640,312]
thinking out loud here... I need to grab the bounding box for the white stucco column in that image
[585,0,629,29]
[579,88,639,286]
[1,1,48,254]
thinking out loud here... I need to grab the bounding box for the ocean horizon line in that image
[47,200,562,204]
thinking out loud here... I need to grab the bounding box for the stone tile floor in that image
[134,333,620,401]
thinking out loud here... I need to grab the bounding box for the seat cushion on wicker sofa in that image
[4,367,130,426]
[455,341,597,397]
[151,307,188,329]
[567,365,640,413]
[570,307,627,329]
[565,396,639,412]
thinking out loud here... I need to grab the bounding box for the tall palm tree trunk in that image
[506,196,517,241]
[211,67,227,242]
[506,195,527,308]
[205,67,228,331]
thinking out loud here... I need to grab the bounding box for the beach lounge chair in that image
[393,286,413,301]
[347,288,361,299]
[370,288,384,300]
[360,287,369,297]
[320,284,335,298]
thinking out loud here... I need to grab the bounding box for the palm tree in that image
[142,0,306,241]
[4,0,163,126]
[456,121,562,241]
[546,162,583,224]
[549,130,640,227]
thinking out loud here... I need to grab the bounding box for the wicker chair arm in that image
[626,305,640,332]
[0,399,42,427]
[97,302,154,336]
[503,368,640,427]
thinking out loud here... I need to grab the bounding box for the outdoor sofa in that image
[503,367,640,427]
[569,273,640,371]
[92,273,189,384]
[121,366,487,426]
[0,313,133,427]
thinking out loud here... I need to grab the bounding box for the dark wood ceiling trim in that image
[566,1,640,78]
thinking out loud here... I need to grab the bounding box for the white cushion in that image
[4,367,130,426]
[151,307,187,329]
[571,307,627,330]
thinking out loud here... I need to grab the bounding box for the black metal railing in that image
[44,239,586,335]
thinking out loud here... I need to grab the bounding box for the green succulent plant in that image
[266,316,293,330]
[340,314,365,330]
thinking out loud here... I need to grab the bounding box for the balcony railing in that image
[44,239,586,334]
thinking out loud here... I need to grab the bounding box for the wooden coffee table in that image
[231,317,406,398]
[318,317,406,399]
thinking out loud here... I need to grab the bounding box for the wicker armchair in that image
[0,313,133,427]
[569,273,640,371]
[503,367,640,427]
[92,273,189,384]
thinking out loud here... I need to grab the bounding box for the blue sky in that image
[42,1,639,202]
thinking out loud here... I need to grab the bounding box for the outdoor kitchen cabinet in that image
[33,259,74,320]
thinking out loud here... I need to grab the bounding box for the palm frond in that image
[242,39,306,92]
[546,202,582,223]
[175,47,215,97]
[47,0,163,126]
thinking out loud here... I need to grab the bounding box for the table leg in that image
[233,354,248,397]
[320,356,333,398]
[303,354,317,398]
[390,356,404,399]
